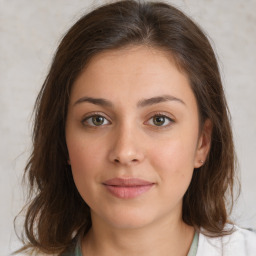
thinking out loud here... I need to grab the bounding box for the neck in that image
[81,213,195,256]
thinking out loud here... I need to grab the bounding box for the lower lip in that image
[104,184,154,199]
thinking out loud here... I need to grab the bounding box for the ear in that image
[194,119,212,168]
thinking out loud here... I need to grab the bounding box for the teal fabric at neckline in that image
[187,231,199,256]
[74,241,82,256]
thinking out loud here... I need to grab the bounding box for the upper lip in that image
[103,178,154,186]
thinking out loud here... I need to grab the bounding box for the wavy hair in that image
[15,0,238,254]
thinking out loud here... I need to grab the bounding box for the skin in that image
[65,45,212,256]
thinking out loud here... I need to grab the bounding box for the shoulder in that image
[197,224,256,256]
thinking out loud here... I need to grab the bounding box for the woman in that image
[15,0,256,255]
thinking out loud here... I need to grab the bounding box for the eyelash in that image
[81,112,175,129]
[145,112,175,129]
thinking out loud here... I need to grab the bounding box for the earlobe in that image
[194,119,212,168]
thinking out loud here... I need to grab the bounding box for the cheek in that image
[150,137,196,171]
[66,136,105,200]
[149,136,197,193]
[67,135,103,172]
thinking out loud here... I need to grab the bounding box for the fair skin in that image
[65,45,212,256]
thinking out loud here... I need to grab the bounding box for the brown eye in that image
[147,114,174,127]
[92,116,105,126]
[83,115,110,127]
[153,116,166,126]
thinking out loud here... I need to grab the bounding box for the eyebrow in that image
[74,97,113,107]
[73,94,186,108]
[137,95,185,107]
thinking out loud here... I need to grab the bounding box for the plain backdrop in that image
[0,0,255,255]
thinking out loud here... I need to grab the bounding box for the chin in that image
[101,207,157,230]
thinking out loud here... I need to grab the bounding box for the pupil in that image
[154,116,165,126]
[93,116,104,126]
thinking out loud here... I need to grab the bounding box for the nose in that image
[108,124,145,166]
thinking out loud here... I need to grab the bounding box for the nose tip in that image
[108,131,145,166]
[110,149,144,166]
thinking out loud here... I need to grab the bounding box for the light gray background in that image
[0,0,255,255]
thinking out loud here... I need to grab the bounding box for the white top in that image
[197,225,256,256]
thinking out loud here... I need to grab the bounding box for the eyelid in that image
[144,111,175,128]
[81,112,111,127]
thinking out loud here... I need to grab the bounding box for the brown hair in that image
[15,0,238,254]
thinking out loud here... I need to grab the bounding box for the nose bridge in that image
[108,119,144,165]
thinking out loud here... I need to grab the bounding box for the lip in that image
[102,178,155,199]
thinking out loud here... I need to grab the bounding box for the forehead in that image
[70,45,195,108]
[80,45,184,82]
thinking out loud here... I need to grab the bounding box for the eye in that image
[82,115,110,127]
[147,114,174,127]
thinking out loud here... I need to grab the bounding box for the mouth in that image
[102,178,155,199]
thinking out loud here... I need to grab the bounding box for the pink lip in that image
[103,178,155,199]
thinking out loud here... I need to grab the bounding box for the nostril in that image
[113,158,138,164]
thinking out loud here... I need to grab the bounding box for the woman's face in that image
[66,46,211,229]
